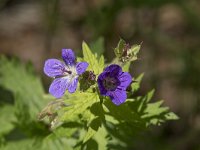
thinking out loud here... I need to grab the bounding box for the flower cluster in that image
[44,49,132,105]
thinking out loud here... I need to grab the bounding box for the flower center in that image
[65,70,72,74]
[55,66,77,79]
[103,76,119,91]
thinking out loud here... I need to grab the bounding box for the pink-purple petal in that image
[76,62,89,75]
[62,49,75,65]
[49,77,69,98]
[44,59,65,77]
[107,89,127,105]
[68,77,78,93]
[118,72,132,90]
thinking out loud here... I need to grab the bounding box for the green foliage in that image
[131,73,144,92]
[0,56,73,149]
[0,39,178,150]
[122,61,131,72]
[82,42,104,75]
[61,92,99,122]
[0,105,16,136]
[0,56,46,123]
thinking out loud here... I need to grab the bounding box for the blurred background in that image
[0,0,200,149]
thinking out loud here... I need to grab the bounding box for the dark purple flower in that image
[97,64,132,105]
[44,49,88,98]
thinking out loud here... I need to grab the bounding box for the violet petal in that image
[107,89,127,105]
[104,64,122,77]
[118,72,132,90]
[97,72,109,94]
[62,49,75,65]
[49,77,69,98]
[68,77,78,93]
[97,74,107,95]
[76,62,89,75]
[44,59,65,77]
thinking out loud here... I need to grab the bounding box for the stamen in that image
[65,70,72,74]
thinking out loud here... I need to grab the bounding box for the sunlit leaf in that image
[131,73,144,92]
[82,42,104,75]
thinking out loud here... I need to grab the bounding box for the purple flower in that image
[44,49,88,98]
[97,64,132,105]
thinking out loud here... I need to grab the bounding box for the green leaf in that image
[139,97,179,125]
[82,42,104,75]
[131,73,144,92]
[165,112,179,120]
[83,127,96,143]
[103,98,143,126]
[0,105,16,136]
[144,89,155,103]
[142,100,169,118]
[1,139,36,150]
[0,56,50,138]
[1,137,74,150]
[83,116,103,143]
[122,62,131,72]
[60,92,99,122]
[103,98,147,146]
[137,89,155,112]
[98,55,105,74]
[52,127,77,138]
[43,133,74,150]
[93,126,108,150]
[83,139,98,150]
[0,56,47,123]
[83,102,105,143]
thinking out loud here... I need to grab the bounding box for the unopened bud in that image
[79,71,96,91]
